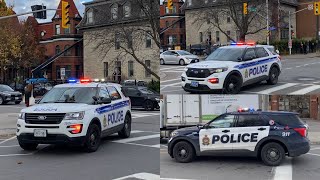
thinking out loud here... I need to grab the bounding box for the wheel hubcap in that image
[90,133,96,146]
[180,149,186,155]
[267,148,280,162]
[178,147,188,158]
[228,83,235,89]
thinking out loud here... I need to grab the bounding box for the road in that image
[160,56,320,95]
[0,103,160,180]
[160,141,320,180]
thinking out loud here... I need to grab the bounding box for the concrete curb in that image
[0,129,16,138]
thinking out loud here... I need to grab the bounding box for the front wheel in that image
[19,141,38,151]
[173,141,195,163]
[179,59,185,66]
[160,59,165,65]
[260,142,285,166]
[118,114,131,138]
[83,123,101,152]
[223,75,242,94]
[267,67,279,85]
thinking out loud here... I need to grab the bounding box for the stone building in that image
[77,0,159,82]
[183,0,298,46]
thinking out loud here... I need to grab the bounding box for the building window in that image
[227,31,231,42]
[146,31,152,48]
[75,65,81,78]
[55,45,60,54]
[128,61,134,77]
[216,31,220,42]
[111,4,118,20]
[127,33,133,48]
[165,7,169,14]
[104,62,108,77]
[115,32,120,49]
[124,2,131,18]
[281,29,289,39]
[64,27,70,34]
[75,45,81,56]
[87,9,93,24]
[207,31,212,45]
[55,24,60,35]
[64,45,71,56]
[227,16,231,23]
[199,32,203,43]
[173,6,177,14]
[145,60,151,77]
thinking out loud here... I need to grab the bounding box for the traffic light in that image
[243,2,248,15]
[315,2,320,15]
[167,0,173,10]
[61,0,70,29]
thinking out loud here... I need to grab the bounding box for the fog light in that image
[68,124,83,134]
[17,124,21,127]
[181,76,186,81]
[208,78,219,84]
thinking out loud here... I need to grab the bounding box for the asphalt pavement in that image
[0,103,160,180]
[160,55,320,95]
[160,142,320,180]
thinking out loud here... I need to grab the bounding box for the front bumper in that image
[181,72,225,92]
[3,95,22,102]
[17,133,86,145]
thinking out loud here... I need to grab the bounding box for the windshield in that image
[177,50,192,56]
[206,48,245,62]
[139,88,157,95]
[0,85,14,92]
[39,87,98,104]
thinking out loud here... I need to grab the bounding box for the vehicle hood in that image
[182,55,199,59]
[186,60,237,68]
[1,91,22,95]
[175,126,200,135]
[21,103,94,113]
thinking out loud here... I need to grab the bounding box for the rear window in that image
[267,114,305,126]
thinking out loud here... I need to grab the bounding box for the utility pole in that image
[278,0,281,41]
[317,15,319,50]
[288,11,292,55]
[266,0,269,45]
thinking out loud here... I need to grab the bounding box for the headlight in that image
[184,67,189,72]
[18,112,25,120]
[170,131,179,137]
[64,112,85,120]
[209,67,228,74]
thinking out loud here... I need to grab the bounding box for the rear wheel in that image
[267,67,279,85]
[173,141,195,163]
[19,141,38,151]
[179,59,185,66]
[223,75,242,94]
[160,59,165,65]
[260,142,285,166]
[0,97,4,105]
[83,123,101,152]
[118,114,131,138]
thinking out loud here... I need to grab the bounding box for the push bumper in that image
[181,73,225,93]
[17,133,86,145]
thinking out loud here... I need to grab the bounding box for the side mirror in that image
[101,97,112,104]
[276,50,280,54]
[92,96,98,101]
[237,57,243,62]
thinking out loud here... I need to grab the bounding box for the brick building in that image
[160,0,186,50]
[296,0,319,40]
[28,0,83,81]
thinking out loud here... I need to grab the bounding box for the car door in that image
[126,87,144,107]
[105,86,125,128]
[97,86,113,130]
[163,51,173,64]
[240,48,259,83]
[255,47,271,78]
[199,114,236,152]
[171,51,180,64]
[232,114,270,152]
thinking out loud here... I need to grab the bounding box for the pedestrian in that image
[303,42,307,54]
[300,42,304,54]
[24,83,33,107]
[312,42,315,53]
[306,43,310,54]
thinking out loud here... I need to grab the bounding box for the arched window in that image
[64,45,71,56]
[123,2,131,18]
[55,45,60,54]
[111,4,118,20]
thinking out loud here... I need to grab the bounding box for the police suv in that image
[181,43,281,94]
[16,78,132,152]
[168,109,310,166]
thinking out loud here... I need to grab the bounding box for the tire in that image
[260,142,285,166]
[267,67,279,85]
[223,74,242,94]
[15,101,21,104]
[144,100,154,111]
[83,123,101,152]
[179,59,185,66]
[0,96,4,105]
[173,141,195,163]
[19,141,38,151]
[160,59,165,65]
[118,114,131,138]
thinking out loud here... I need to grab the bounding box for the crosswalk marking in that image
[114,172,160,180]
[289,85,320,95]
[112,134,159,143]
[252,83,298,94]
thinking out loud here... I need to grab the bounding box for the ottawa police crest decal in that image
[103,115,107,127]
[202,135,210,146]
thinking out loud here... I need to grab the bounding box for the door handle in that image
[258,128,266,131]
[222,130,230,133]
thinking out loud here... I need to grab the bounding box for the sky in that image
[4,0,92,23]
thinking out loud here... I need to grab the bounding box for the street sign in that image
[288,40,292,48]
[60,68,65,79]
[249,7,257,12]
[308,4,314,10]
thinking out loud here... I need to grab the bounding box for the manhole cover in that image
[297,78,316,81]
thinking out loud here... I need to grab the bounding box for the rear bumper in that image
[288,140,310,157]
[17,133,86,145]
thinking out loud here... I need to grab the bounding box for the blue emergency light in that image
[68,78,78,83]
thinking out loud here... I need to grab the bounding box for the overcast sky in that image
[4,0,92,23]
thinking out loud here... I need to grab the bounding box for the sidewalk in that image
[282,52,320,60]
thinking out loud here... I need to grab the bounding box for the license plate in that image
[15,97,19,100]
[34,129,47,137]
[190,81,199,87]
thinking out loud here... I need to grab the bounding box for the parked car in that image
[9,83,24,93]
[122,86,160,111]
[122,80,147,87]
[188,44,206,55]
[160,50,200,65]
[0,84,23,105]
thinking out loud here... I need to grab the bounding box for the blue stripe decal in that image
[234,57,277,69]
[95,100,129,114]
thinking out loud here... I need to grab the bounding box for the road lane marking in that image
[307,153,320,157]
[161,89,185,93]
[114,172,160,180]
[161,66,184,71]
[0,153,33,157]
[150,144,160,148]
[310,147,320,150]
[161,78,181,83]
[162,70,185,73]
[123,143,160,148]
[161,178,197,180]
[0,145,20,148]
[161,82,182,90]
[0,136,16,145]
[289,85,320,95]
[112,134,159,143]
[257,83,298,94]
[273,158,292,180]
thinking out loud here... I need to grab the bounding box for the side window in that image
[209,114,235,128]
[126,88,139,96]
[99,87,111,100]
[256,47,269,58]
[237,115,267,127]
[243,48,256,61]
[107,86,121,100]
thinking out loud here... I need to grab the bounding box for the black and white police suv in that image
[16,78,132,152]
[181,43,282,94]
[168,108,310,166]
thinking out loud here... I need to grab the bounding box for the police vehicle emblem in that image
[103,115,107,127]
[269,120,275,126]
[202,135,210,145]
[245,69,249,78]
[38,116,47,120]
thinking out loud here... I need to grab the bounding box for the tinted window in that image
[209,114,235,128]
[107,86,121,100]
[206,48,245,62]
[267,114,305,126]
[139,88,156,95]
[237,115,267,127]
[99,87,111,99]
[176,50,192,55]
[123,87,139,96]
[267,47,277,55]
[0,85,14,92]
[256,47,269,58]
[243,48,257,61]
[163,51,171,55]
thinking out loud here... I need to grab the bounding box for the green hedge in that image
[147,79,160,93]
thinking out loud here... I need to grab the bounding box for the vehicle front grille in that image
[186,68,211,78]
[25,113,66,124]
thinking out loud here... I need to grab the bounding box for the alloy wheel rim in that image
[266,148,280,162]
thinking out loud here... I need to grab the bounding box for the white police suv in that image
[181,43,282,94]
[17,78,131,152]
[168,108,310,166]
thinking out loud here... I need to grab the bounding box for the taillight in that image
[293,127,307,137]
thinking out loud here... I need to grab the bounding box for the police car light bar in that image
[231,42,255,46]
[68,78,78,83]
[80,78,91,83]
[238,108,255,112]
